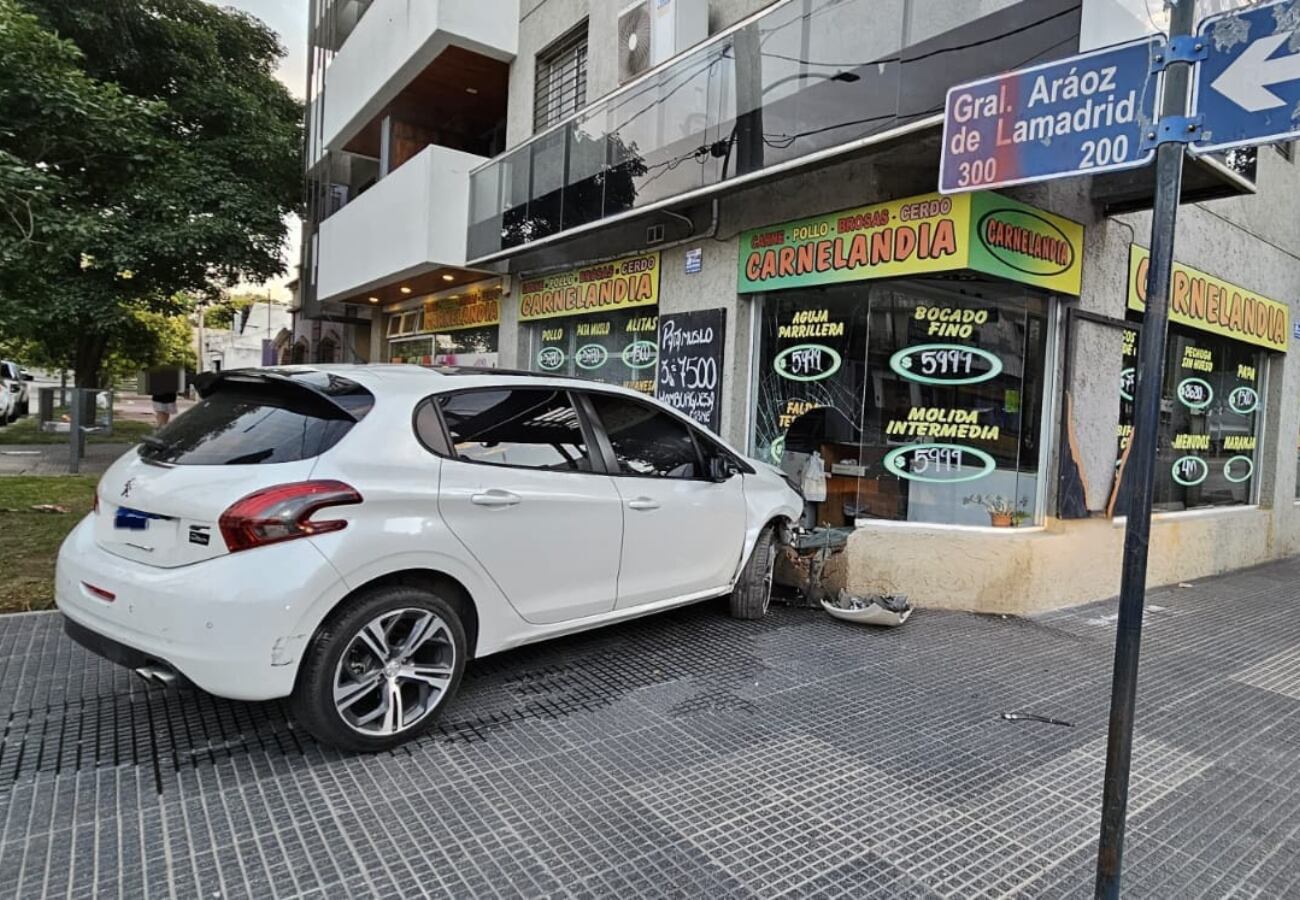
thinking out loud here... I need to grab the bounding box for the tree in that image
[0,0,301,386]
[102,300,198,384]
[203,291,262,331]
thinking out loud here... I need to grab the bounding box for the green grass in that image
[0,476,97,613]
[0,415,152,445]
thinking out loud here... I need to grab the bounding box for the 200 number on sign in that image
[1080,135,1130,169]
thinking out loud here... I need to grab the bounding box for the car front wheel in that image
[291,586,467,752]
[730,523,778,620]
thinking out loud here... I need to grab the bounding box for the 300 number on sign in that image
[956,158,998,188]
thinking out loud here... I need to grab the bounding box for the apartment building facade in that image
[301,0,1300,614]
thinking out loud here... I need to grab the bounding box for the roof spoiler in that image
[194,368,362,422]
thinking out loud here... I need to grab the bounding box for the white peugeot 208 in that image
[56,366,802,751]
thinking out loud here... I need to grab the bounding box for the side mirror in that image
[708,456,739,482]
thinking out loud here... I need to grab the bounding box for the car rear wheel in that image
[730,524,778,620]
[291,586,467,752]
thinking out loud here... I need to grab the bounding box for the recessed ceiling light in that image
[400,286,412,294]
[466,87,479,95]
[368,296,380,303]
[441,274,455,282]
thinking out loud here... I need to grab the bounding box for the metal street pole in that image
[1095,1,1197,895]
[196,299,207,377]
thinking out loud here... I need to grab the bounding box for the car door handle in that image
[471,490,521,508]
[627,497,661,511]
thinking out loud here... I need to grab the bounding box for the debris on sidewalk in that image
[777,528,849,607]
[822,589,913,627]
[1001,711,1074,727]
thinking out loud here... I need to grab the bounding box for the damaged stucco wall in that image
[845,506,1279,615]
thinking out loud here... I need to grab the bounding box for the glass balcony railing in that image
[467,0,1083,262]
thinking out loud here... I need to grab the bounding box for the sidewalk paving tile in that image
[0,557,1299,896]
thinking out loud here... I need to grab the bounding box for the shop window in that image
[388,336,434,364]
[439,389,591,472]
[586,393,702,479]
[1117,325,1264,512]
[534,22,588,132]
[396,311,419,336]
[433,328,499,368]
[526,307,660,395]
[753,279,1050,528]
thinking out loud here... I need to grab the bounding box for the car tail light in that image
[219,481,362,553]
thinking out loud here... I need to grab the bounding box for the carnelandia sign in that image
[738,191,1084,297]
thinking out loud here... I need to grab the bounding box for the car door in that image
[434,387,625,625]
[582,392,747,610]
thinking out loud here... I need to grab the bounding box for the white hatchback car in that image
[57,366,802,750]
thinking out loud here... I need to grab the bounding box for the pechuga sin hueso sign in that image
[738,191,1084,296]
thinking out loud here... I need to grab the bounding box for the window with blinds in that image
[534,22,588,132]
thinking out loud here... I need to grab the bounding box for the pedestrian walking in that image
[150,390,178,428]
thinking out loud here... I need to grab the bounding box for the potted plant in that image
[963,494,1029,528]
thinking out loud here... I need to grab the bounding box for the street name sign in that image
[940,38,1163,193]
[1192,0,1300,154]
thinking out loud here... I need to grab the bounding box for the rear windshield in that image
[139,374,373,466]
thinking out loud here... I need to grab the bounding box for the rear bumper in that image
[63,615,153,670]
[55,515,347,701]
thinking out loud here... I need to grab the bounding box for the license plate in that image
[115,508,157,531]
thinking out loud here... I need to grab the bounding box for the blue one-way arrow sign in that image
[1193,0,1300,154]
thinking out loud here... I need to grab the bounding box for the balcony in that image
[319,0,518,154]
[466,0,1256,265]
[315,144,485,304]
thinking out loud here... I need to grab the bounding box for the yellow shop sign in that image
[423,284,501,332]
[519,252,661,321]
[738,191,1084,296]
[1128,245,1289,352]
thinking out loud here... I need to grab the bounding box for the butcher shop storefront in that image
[741,191,1082,532]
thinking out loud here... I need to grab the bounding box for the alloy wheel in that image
[332,608,456,737]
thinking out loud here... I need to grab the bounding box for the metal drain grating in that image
[0,605,797,790]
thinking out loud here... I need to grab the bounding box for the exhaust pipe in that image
[134,663,179,685]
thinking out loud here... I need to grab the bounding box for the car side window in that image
[586,393,702,479]
[413,400,452,457]
[438,389,593,472]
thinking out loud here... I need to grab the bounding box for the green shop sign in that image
[738,191,1084,296]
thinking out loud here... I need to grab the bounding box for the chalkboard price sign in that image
[656,309,726,433]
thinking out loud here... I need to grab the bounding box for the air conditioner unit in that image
[617,0,709,84]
